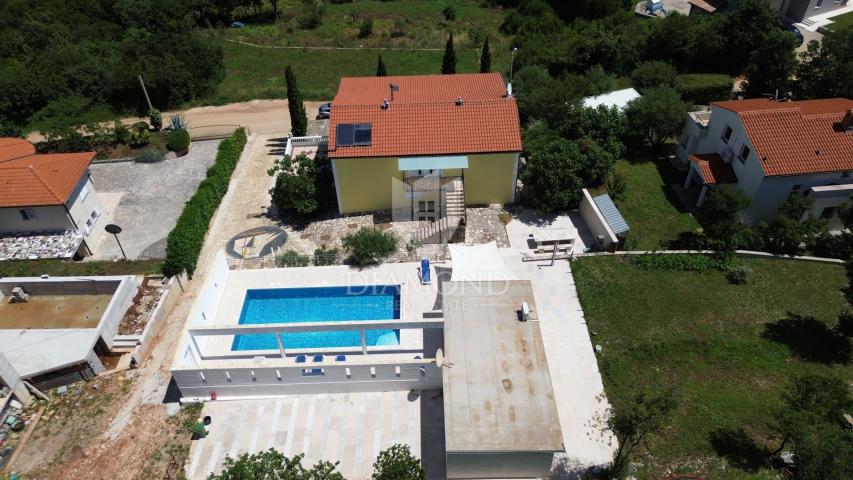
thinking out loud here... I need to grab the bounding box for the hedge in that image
[633,253,731,272]
[162,128,247,277]
[677,74,734,105]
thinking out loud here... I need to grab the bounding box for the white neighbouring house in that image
[676,98,853,228]
[0,137,105,258]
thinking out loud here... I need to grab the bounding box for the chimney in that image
[841,109,853,132]
[455,97,464,106]
[506,82,513,97]
[389,82,399,102]
[382,99,390,110]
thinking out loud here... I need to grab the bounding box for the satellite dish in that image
[435,349,444,368]
[105,224,122,235]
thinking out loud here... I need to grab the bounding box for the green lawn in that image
[204,0,510,103]
[572,256,851,479]
[609,152,700,250]
[829,10,853,31]
[0,259,162,278]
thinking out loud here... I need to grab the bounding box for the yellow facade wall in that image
[333,152,518,213]
[333,157,403,214]
[464,153,518,205]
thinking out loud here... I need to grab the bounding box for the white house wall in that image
[751,172,853,222]
[97,276,140,349]
[65,174,106,253]
[174,251,231,368]
[0,205,72,234]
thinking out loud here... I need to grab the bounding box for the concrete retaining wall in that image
[0,352,30,403]
[173,362,442,399]
[99,276,140,349]
[134,272,187,363]
[579,189,618,251]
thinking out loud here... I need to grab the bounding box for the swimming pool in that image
[230,285,401,351]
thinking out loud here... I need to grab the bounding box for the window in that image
[842,172,850,178]
[816,0,823,7]
[84,208,101,234]
[722,125,733,143]
[19,208,36,221]
[335,123,372,147]
[790,185,802,195]
[418,201,435,213]
[738,145,751,164]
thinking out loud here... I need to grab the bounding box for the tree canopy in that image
[207,450,343,480]
[795,28,853,99]
[624,87,688,148]
[371,444,425,480]
[441,33,457,74]
[700,186,751,251]
[0,0,224,131]
[285,65,308,137]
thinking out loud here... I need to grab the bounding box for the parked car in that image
[318,103,332,119]
[782,22,804,47]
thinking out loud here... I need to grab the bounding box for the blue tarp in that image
[593,193,630,236]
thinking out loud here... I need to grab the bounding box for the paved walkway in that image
[187,390,445,480]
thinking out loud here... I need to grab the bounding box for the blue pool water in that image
[230,285,401,351]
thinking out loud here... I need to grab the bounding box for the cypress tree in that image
[441,33,456,75]
[480,38,491,73]
[376,55,387,77]
[285,65,307,136]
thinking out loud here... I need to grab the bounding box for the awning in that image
[398,155,468,171]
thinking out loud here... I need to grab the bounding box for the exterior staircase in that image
[414,177,466,244]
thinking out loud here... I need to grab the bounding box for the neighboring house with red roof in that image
[676,98,853,226]
[0,138,105,258]
[326,73,521,225]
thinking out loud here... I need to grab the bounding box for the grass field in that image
[573,256,851,479]
[0,259,163,278]
[829,10,853,31]
[205,0,510,103]
[608,151,701,250]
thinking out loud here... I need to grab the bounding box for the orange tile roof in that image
[712,98,853,177]
[689,153,738,184]
[0,137,36,162]
[0,138,95,207]
[328,73,522,159]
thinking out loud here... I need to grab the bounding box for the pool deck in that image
[182,261,442,368]
[186,389,446,480]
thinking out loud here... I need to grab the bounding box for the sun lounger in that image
[312,354,324,363]
[419,258,431,285]
[295,355,306,363]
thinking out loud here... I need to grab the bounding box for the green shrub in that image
[148,108,162,131]
[442,5,456,21]
[129,121,150,147]
[633,253,731,272]
[168,114,189,131]
[605,172,627,202]
[727,265,752,284]
[162,128,247,277]
[112,121,130,145]
[677,74,733,105]
[372,443,425,480]
[297,0,324,29]
[166,128,191,153]
[134,147,166,163]
[313,246,339,266]
[278,250,310,267]
[358,17,373,38]
[342,227,398,267]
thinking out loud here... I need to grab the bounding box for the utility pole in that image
[138,75,153,111]
[510,47,518,83]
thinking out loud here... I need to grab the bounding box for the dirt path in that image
[26,99,326,142]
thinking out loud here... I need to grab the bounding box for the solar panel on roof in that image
[336,124,354,146]
[353,124,371,145]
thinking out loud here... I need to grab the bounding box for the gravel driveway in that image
[88,140,221,260]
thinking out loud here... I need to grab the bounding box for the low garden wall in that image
[132,271,188,364]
